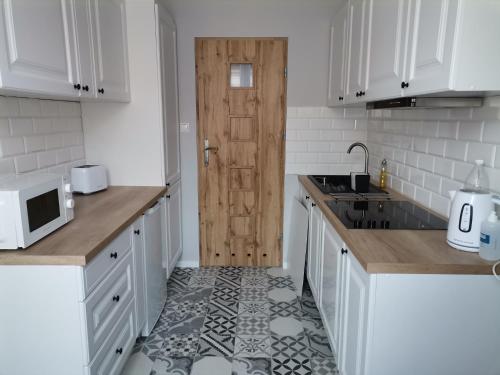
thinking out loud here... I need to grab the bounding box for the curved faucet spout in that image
[347,142,369,174]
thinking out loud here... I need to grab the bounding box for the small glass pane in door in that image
[230,63,253,87]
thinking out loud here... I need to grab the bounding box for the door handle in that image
[204,139,218,167]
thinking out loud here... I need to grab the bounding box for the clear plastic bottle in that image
[463,159,490,193]
[379,159,387,189]
[480,211,500,261]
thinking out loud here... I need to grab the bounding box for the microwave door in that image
[18,180,66,248]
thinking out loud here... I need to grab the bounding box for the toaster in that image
[71,165,108,194]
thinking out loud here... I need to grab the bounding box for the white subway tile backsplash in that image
[319,130,343,141]
[309,119,332,129]
[0,96,84,177]
[458,121,483,141]
[483,121,500,143]
[437,121,458,139]
[445,140,468,160]
[332,119,355,129]
[466,142,494,166]
[286,118,308,130]
[9,118,33,136]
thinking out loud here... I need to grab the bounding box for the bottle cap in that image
[487,210,498,223]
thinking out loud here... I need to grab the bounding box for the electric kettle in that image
[447,160,492,252]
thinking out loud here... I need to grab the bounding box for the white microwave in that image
[0,173,74,249]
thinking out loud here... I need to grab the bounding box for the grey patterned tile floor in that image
[121,267,339,375]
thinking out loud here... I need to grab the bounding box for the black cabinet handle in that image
[166,182,170,187]
[82,85,89,91]
[355,91,360,97]
[110,252,118,259]
[116,348,123,355]
[305,196,310,200]
[112,295,120,302]
[166,194,171,199]
[401,81,409,88]
[360,91,365,96]
[73,83,81,90]
[134,229,140,235]
[311,203,317,207]
[98,88,104,94]
[341,248,348,255]
[338,96,343,101]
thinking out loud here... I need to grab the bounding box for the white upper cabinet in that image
[0,0,130,101]
[90,0,130,101]
[0,0,78,97]
[157,4,180,185]
[331,0,500,106]
[345,0,369,103]
[327,6,348,106]
[403,0,458,96]
[364,0,408,101]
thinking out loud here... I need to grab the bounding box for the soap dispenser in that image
[480,210,500,261]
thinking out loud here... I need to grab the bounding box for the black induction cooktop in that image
[326,200,448,230]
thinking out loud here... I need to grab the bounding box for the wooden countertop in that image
[0,186,166,266]
[299,175,495,275]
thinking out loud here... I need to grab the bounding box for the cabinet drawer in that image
[85,300,136,375]
[84,251,134,362]
[84,228,132,296]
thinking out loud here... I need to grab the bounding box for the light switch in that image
[180,122,190,133]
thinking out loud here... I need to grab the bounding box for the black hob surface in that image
[326,200,448,230]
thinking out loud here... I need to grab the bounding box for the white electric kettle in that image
[447,160,492,252]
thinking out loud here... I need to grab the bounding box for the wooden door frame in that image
[195,37,288,266]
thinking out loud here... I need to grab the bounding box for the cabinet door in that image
[327,5,348,107]
[157,4,181,185]
[90,0,130,101]
[71,0,95,98]
[132,217,146,335]
[307,201,322,301]
[319,219,344,354]
[345,0,369,103]
[0,0,78,96]
[364,0,408,101]
[403,0,458,95]
[166,180,182,275]
[339,250,371,375]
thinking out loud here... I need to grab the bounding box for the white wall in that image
[162,0,345,265]
[367,97,500,217]
[0,96,85,177]
[81,0,165,187]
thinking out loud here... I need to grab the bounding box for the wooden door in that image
[90,0,130,101]
[364,0,408,101]
[0,0,78,96]
[196,38,287,267]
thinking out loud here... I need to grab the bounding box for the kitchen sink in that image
[308,175,390,200]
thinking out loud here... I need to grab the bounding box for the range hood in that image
[366,96,483,110]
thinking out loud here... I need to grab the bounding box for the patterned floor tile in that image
[165,313,206,335]
[268,276,296,290]
[310,356,339,375]
[188,276,217,288]
[211,287,240,300]
[201,314,236,336]
[242,267,268,277]
[192,266,220,277]
[308,333,333,357]
[161,333,199,357]
[215,274,241,289]
[170,287,213,304]
[197,332,235,356]
[236,315,270,335]
[137,333,167,360]
[164,299,193,315]
[218,266,243,277]
[302,317,326,337]
[301,299,321,319]
[270,317,304,337]
[267,267,288,278]
[150,356,193,375]
[269,300,302,318]
[272,354,312,375]
[238,301,270,316]
[271,334,311,357]
[268,287,299,303]
[241,276,269,289]
[232,357,271,375]
[239,288,268,302]
[207,298,239,317]
[191,356,233,375]
[234,335,271,358]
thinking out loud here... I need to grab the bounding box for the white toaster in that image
[71,165,108,194]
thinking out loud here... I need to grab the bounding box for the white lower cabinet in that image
[132,217,147,334]
[308,202,500,375]
[163,180,183,277]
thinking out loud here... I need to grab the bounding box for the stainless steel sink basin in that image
[308,175,390,201]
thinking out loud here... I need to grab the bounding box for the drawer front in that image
[84,251,134,362]
[84,228,132,296]
[85,301,136,375]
